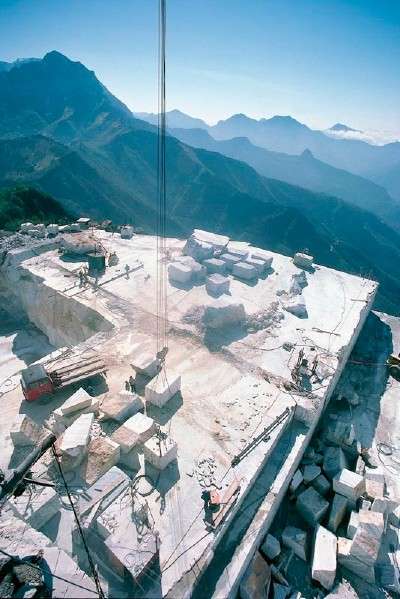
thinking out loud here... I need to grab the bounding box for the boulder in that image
[282,526,308,561]
[333,469,365,503]
[296,487,330,526]
[303,465,321,484]
[328,494,348,532]
[347,511,359,539]
[337,537,375,584]
[323,447,348,480]
[311,525,337,591]
[350,510,384,567]
[312,474,330,497]
[240,551,271,599]
[289,470,303,493]
[260,534,281,561]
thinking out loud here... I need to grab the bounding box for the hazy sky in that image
[0,0,399,137]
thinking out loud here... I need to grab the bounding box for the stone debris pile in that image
[255,424,400,595]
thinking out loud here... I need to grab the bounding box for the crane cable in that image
[156,0,168,361]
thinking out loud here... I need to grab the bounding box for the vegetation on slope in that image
[0,185,71,231]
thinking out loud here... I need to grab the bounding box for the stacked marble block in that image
[112,412,156,470]
[168,256,206,285]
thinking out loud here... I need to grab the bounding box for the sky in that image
[0,0,399,140]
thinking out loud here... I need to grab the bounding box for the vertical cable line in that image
[156,0,168,356]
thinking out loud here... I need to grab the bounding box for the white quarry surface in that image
[0,231,378,598]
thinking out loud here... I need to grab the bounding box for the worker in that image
[78,269,84,287]
[129,375,136,393]
[125,380,130,391]
[125,264,130,279]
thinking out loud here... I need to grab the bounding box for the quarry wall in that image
[0,247,114,347]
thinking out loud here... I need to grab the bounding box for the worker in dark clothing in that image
[129,375,136,393]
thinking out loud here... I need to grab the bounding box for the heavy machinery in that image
[21,348,106,402]
[387,354,400,381]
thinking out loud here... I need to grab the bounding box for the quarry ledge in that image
[0,229,378,598]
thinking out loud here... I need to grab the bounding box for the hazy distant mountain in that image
[371,161,400,201]
[171,127,400,233]
[135,109,209,130]
[1,52,400,313]
[328,123,362,133]
[207,113,400,180]
[0,58,40,73]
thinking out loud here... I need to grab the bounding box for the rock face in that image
[296,487,330,526]
[203,297,246,329]
[311,525,337,591]
[282,526,308,560]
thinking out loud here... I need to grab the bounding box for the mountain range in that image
[1,51,400,314]
[138,109,400,199]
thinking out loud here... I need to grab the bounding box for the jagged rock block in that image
[143,434,177,470]
[282,526,308,560]
[323,446,348,480]
[10,414,43,447]
[283,295,308,319]
[260,534,281,561]
[311,525,337,590]
[145,370,181,407]
[183,236,214,261]
[328,494,348,532]
[296,487,329,526]
[120,225,134,239]
[333,469,365,503]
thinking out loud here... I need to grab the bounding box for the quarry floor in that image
[0,231,379,597]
